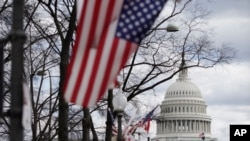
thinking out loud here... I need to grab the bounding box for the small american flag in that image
[64,0,167,107]
[142,105,159,124]
[141,105,158,132]
[199,132,205,140]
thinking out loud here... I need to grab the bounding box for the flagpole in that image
[9,0,26,140]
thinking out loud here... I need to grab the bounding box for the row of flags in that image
[109,106,206,141]
[109,105,159,140]
[63,0,168,108]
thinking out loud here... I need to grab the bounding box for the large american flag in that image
[64,0,167,107]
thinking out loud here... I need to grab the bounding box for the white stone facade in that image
[152,69,216,141]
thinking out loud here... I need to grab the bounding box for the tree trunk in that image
[105,89,114,141]
[82,108,90,141]
[58,1,76,141]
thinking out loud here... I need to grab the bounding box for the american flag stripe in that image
[73,0,103,104]
[85,24,116,106]
[63,0,90,102]
[64,0,125,107]
[99,38,120,97]
[106,39,137,89]
[83,1,124,106]
[65,0,98,103]
[78,0,115,105]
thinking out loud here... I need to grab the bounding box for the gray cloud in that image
[190,63,250,106]
[205,0,250,61]
[205,0,250,17]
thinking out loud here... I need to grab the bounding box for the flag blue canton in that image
[115,0,166,44]
[143,110,154,124]
[143,105,158,124]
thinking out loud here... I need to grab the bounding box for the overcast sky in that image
[150,0,250,141]
[194,1,250,140]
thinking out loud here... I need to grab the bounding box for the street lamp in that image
[145,23,179,37]
[112,93,127,141]
[153,24,179,32]
[166,24,179,32]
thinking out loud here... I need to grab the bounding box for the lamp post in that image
[112,93,127,141]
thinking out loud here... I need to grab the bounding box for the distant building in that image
[152,68,216,141]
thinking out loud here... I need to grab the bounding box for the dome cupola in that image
[164,69,203,99]
[152,68,216,141]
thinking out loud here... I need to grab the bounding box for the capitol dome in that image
[165,77,203,99]
[152,68,216,141]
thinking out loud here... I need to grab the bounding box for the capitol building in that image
[152,68,216,141]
